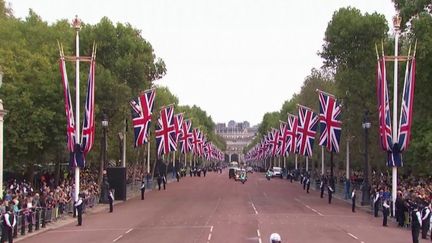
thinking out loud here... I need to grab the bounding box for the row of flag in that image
[245,90,342,162]
[130,89,224,161]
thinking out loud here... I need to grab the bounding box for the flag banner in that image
[59,56,76,153]
[297,105,318,157]
[269,129,281,157]
[179,119,193,154]
[155,105,177,157]
[278,122,289,156]
[286,114,299,154]
[318,90,342,153]
[191,128,202,156]
[377,58,393,152]
[81,57,96,159]
[173,113,184,144]
[397,57,416,152]
[130,89,156,147]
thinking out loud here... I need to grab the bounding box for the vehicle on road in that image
[239,169,247,184]
[246,166,254,173]
[229,161,239,179]
[272,167,283,178]
[266,170,272,180]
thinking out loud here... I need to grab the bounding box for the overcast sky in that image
[8,0,395,125]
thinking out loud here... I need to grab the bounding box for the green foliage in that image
[392,0,432,30]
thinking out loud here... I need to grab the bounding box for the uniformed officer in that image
[162,174,167,190]
[140,179,145,200]
[328,183,334,204]
[382,200,390,226]
[351,188,356,212]
[176,171,180,182]
[411,205,422,243]
[302,175,307,190]
[421,203,430,239]
[306,177,311,193]
[75,194,84,226]
[108,189,114,213]
[320,177,325,198]
[1,206,16,243]
[373,191,380,217]
[157,174,162,190]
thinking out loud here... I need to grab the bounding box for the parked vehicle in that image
[272,167,283,178]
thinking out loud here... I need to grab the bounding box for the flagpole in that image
[295,154,298,170]
[391,14,401,217]
[147,142,150,174]
[73,16,81,203]
[321,146,325,175]
[306,156,309,172]
[173,151,176,178]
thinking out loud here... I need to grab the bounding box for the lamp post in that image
[361,110,371,206]
[100,113,109,203]
[0,68,7,198]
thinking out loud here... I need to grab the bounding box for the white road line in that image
[305,205,324,216]
[251,202,259,215]
[113,235,123,242]
[210,226,213,232]
[257,229,261,237]
[208,233,212,241]
[347,233,359,240]
[257,229,263,243]
[125,228,133,234]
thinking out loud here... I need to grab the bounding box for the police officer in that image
[75,194,84,226]
[382,199,390,226]
[157,174,162,190]
[140,178,145,200]
[108,189,114,213]
[306,176,311,193]
[421,203,430,239]
[411,204,422,243]
[1,206,16,243]
[351,188,356,213]
[176,170,180,182]
[373,191,380,217]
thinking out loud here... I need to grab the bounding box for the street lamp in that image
[100,113,109,203]
[361,110,371,206]
[102,113,108,169]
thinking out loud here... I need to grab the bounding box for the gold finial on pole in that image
[72,15,82,31]
[393,14,401,31]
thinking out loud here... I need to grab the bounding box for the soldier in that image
[140,178,145,200]
[351,188,356,213]
[306,176,311,193]
[75,194,84,226]
[176,170,180,182]
[320,177,325,198]
[421,203,430,239]
[1,206,16,243]
[373,191,381,217]
[302,175,307,190]
[162,174,167,190]
[382,200,390,226]
[411,204,422,243]
[108,189,114,213]
[328,182,334,204]
[157,174,162,190]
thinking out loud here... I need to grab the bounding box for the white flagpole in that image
[73,16,81,202]
[295,154,298,170]
[321,146,325,175]
[147,142,150,174]
[306,156,309,172]
[173,151,176,177]
[392,14,401,217]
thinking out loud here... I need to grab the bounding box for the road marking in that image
[347,233,359,240]
[257,229,262,243]
[113,235,123,242]
[207,226,214,243]
[125,228,133,234]
[208,233,212,241]
[251,202,259,214]
[257,229,261,237]
[210,226,213,232]
[295,198,324,216]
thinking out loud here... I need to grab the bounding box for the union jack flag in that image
[59,56,76,153]
[155,105,177,157]
[377,57,393,152]
[179,119,192,154]
[173,113,184,144]
[297,105,318,157]
[130,89,156,147]
[270,129,281,157]
[278,122,289,156]
[398,58,416,152]
[81,58,96,158]
[191,128,202,156]
[286,114,298,154]
[318,91,342,153]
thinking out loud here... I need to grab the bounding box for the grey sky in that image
[8,0,396,125]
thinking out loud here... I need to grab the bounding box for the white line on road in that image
[208,233,212,241]
[257,229,262,243]
[257,229,261,237]
[210,226,213,232]
[305,205,324,216]
[347,233,359,240]
[113,235,123,242]
[125,228,133,234]
[251,202,259,215]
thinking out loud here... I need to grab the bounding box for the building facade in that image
[215,120,257,163]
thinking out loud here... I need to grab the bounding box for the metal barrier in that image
[0,194,100,241]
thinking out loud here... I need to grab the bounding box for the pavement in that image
[17,171,425,243]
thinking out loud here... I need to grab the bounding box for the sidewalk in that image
[16,177,178,242]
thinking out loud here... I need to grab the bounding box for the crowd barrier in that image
[0,194,99,241]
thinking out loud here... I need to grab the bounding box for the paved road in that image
[19,171,419,243]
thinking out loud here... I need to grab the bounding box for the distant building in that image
[215,120,258,163]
